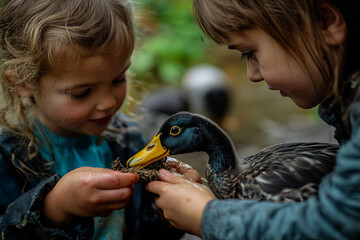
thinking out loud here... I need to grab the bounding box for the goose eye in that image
[170,126,181,136]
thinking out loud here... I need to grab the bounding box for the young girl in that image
[147,0,360,239]
[0,0,197,239]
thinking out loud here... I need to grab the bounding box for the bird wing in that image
[242,143,339,201]
[238,142,339,202]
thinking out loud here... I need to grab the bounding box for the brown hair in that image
[193,0,360,113]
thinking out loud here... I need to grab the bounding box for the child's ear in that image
[16,83,33,98]
[318,2,347,46]
[4,70,33,98]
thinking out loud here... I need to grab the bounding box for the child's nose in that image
[247,62,263,82]
[97,92,117,111]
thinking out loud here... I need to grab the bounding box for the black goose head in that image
[127,112,217,170]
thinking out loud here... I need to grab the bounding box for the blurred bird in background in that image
[136,64,231,139]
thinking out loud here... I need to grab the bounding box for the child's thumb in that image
[159,169,185,184]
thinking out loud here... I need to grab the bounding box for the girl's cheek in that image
[59,106,92,122]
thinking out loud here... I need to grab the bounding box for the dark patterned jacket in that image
[0,114,183,240]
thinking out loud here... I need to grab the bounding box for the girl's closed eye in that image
[112,77,127,85]
[65,88,91,100]
[240,51,255,61]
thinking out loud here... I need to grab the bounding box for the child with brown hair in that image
[147,0,360,239]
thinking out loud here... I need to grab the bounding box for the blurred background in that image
[123,3,337,238]
[0,0,337,239]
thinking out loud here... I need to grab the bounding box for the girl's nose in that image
[97,91,116,111]
[247,62,263,82]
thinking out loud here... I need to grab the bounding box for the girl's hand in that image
[43,167,139,228]
[165,157,202,183]
[146,169,215,236]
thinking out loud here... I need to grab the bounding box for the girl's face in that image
[226,29,331,109]
[32,53,130,137]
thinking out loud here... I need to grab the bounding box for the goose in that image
[126,112,339,202]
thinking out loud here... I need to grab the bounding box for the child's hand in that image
[146,169,215,236]
[43,167,139,228]
[165,157,202,183]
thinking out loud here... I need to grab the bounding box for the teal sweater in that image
[36,124,122,239]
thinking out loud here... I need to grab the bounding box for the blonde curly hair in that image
[0,0,135,158]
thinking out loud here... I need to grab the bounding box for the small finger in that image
[100,187,134,202]
[159,169,187,183]
[97,172,139,189]
[165,157,181,169]
[183,169,202,183]
[146,180,168,194]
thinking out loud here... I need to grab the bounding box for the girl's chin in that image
[69,127,108,137]
[88,127,108,135]
[292,99,318,109]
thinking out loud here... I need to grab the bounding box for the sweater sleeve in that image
[1,174,94,239]
[201,121,360,240]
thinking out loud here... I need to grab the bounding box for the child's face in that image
[32,53,130,137]
[226,29,331,109]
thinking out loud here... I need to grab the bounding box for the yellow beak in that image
[126,133,170,171]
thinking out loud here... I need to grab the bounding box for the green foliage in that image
[130,0,213,84]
